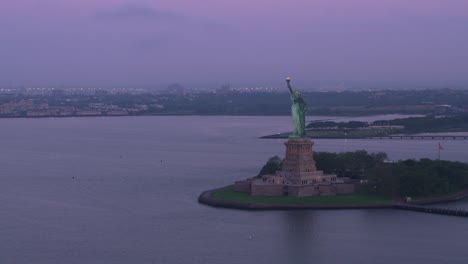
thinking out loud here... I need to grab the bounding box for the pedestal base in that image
[234,137,355,197]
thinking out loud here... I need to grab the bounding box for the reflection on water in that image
[282,211,317,263]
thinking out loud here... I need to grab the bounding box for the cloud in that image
[94,3,232,46]
[95,4,185,22]
[94,3,231,31]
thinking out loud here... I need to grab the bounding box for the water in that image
[0,116,467,264]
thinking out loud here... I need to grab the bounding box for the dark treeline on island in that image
[373,115,468,133]
[258,151,468,198]
[365,159,468,197]
[1,88,468,117]
[303,114,468,136]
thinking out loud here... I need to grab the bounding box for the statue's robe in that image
[290,96,307,137]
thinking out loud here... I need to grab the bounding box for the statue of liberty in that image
[286,77,308,138]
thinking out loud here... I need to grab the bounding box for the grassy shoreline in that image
[199,186,468,210]
[211,186,394,205]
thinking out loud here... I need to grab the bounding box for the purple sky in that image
[1,0,467,89]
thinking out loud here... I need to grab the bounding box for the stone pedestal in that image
[282,138,317,174]
[279,138,336,186]
[244,137,348,197]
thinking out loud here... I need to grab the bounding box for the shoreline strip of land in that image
[198,185,468,211]
[261,133,468,140]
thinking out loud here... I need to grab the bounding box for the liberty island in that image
[198,79,468,212]
[199,78,363,209]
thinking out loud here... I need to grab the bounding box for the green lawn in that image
[212,187,393,205]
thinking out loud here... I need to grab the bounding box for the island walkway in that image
[370,135,468,140]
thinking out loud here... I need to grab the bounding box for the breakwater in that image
[370,135,468,140]
[393,204,468,217]
[392,189,468,217]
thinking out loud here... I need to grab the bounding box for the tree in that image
[364,158,468,197]
[314,150,387,178]
[257,156,282,177]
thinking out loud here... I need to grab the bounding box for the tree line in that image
[257,151,468,198]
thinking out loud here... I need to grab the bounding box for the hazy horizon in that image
[1,0,467,89]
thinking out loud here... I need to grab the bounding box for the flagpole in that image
[438,142,442,160]
[438,144,440,160]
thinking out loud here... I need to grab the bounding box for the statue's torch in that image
[286,77,293,94]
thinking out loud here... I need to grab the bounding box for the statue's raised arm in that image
[286,77,294,95]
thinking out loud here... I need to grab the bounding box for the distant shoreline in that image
[261,133,468,140]
[0,112,426,119]
[0,113,291,119]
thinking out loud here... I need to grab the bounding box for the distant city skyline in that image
[1,0,467,89]
[2,79,468,91]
